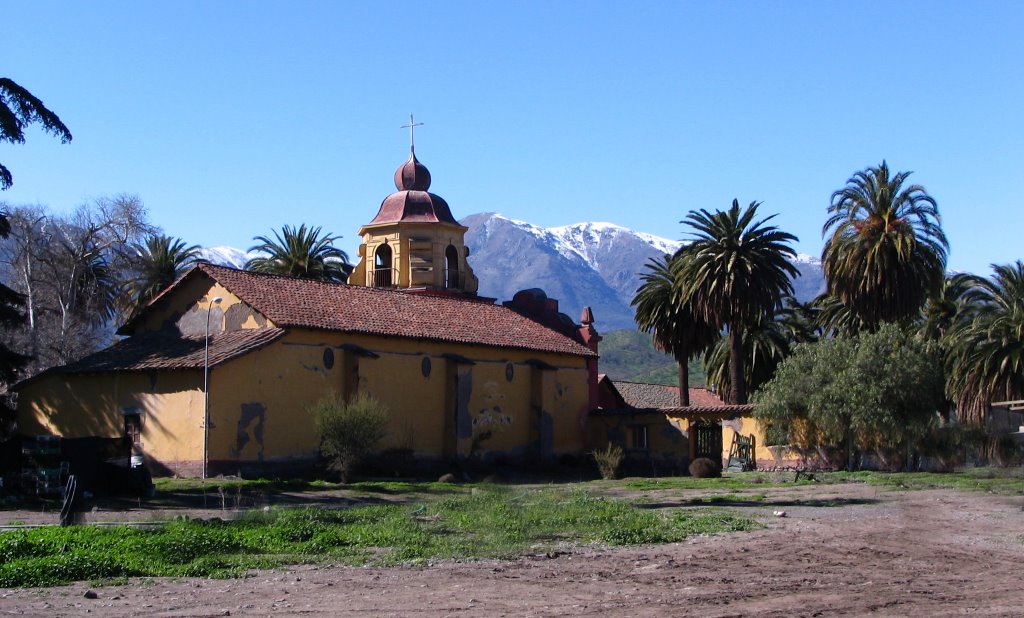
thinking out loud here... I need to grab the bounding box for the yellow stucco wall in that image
[199,330,590,473]
[590,412,803,472]
[589,412,690,471]
[17,370,205,472]
[16,326,593,477]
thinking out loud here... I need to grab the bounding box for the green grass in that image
[153,478,343,494]
[620,468,1023,496]
[837,468,1024,495]
[620,473,826,492]
[0,485,756,587]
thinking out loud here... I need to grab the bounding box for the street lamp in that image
[203,296,222,480]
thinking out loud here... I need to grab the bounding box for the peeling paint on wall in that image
[232,403,266,460]
[178,306,223,338]
[225,303,267,331]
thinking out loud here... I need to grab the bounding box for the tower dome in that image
[394,150,431,191]
[368,149,457,225]
[349,120,478,295]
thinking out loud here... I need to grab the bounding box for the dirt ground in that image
[1,482,1023,617]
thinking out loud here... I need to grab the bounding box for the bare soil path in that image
[1,483,1022,617]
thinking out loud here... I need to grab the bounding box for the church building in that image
[15,145,602,479]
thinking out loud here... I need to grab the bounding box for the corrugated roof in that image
[138,264,596,358]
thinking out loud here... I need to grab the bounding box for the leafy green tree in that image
[945,262,1024,425]
[1,78,72,190]
[678,199,799,404]
[246,224,350,283]
[754,324,945,470]
[822,161,948,333]
[631,254,717,405]
[124,234,200,317]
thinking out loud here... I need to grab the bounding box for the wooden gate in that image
[692,420,723,465]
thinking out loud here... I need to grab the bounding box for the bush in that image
[311,393,389,483]
[688,457,721,478]
[592,444,624,480]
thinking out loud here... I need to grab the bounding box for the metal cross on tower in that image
[401,114,423,153]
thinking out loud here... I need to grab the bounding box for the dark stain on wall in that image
[177,306,221,338]
[231,403,266,460]
[455,369,473,440]
[225,303,268,332]
[538,409,554,456]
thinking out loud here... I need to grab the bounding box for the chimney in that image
[578,307,602,412]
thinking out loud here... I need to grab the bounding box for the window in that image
[124,413,142,445]
[631,425,648,450]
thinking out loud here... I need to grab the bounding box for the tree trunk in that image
[846,423,855,472]
[676,352,690,407]
[729,326,746,404]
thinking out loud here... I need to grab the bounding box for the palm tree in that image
[703,297,813,403]
[124,234,200,316]
[679,199,799,404]
[822,161,948,332]
[813,293,868,339]
[703,317,791,403]
[245,224,350,283]
[920,272,984,341]
[632,254,717,406]
[945,262,1024,425]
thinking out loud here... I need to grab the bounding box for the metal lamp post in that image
[203,296,222,480]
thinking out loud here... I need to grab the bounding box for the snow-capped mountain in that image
[196,246,252,270]
[463,213,826,331]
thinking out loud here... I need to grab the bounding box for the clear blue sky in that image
[3,1,1021,275]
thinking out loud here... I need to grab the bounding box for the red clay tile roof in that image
[613,381,728,409]
[593,381,753,415]
[15,328,286,387]
[143,264,596,358]
[661,404,754,416]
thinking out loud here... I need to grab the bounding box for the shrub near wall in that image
[311,394,389,483]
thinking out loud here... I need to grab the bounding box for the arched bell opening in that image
[444,244,460,289]
[373,244,394,288]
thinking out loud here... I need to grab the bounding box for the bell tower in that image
[350,119,478,294]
